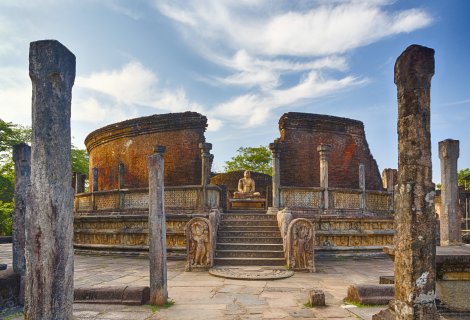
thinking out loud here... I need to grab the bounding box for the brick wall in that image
[86,112,207,190]
[277,113,383,190]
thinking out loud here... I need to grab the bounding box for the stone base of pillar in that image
[266,207,279,215]
[372,308,395,320]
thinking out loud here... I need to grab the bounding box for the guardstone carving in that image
[287,218,315,272]
[186,217,213,271]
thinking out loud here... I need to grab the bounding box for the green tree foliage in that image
[224,145,272,176]
[458,168,470,190]
[0,200,13,236]
[71,146,89,176]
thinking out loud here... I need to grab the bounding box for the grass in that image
[3,311,24,320]
[147,298,175,313]
[343,298,377,308]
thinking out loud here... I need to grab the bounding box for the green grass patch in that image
[3,312,24,320]
[303,302,313,308]
[147,298,175,313]
[343,298,376,308]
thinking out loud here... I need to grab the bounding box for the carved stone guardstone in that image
[186,217,213,271]
[286,218,315,272]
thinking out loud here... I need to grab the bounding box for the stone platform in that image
[229,198,266,210]
[209,267,294,280]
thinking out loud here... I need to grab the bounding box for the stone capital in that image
[269,142,281,154]
[154,145,166,154]
[394,44,435,88]
[438,139,459,160]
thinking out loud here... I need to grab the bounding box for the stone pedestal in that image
[439,139,461,246]
[26,39,75,319]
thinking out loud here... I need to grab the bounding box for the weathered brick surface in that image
[85,112,207,190]
[276,113,382,190]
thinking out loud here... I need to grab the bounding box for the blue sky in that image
[0,0,469,183]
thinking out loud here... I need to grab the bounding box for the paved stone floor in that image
[1,244,395,319]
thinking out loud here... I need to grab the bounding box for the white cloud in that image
[0,67,31,125]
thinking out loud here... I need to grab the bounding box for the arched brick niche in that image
[276,112,382,190]
[85,111,207,191]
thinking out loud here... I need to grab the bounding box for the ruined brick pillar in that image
[317,144,331,209]
[148,145,168,305]
[74,172,86,194]
[439,139,461,246]
[26,40,75,319]
[269,142,281,209]
[199,143,212,208]
[12,143,30,304]
[359,164,366,210]
[390,44,438,319]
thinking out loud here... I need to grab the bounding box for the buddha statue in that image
[233,170,261,199]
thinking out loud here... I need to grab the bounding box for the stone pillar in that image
[12,143,30,304]
[359,164,366,210]
[269,142,281,209]
[317,144,331,210]
[148,145,168,306]
[92,167,98,192]
[74,173,85,194]
[118,162,125,189]
[26,40,75,319]
[386,44,438,319]
[439,139,461,246]
[199,143,212,208]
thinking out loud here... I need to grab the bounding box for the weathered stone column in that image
[26,40,75,319]
[269,142,281,209]
[92,167,98,192]
[118,162,125,190]
[359,164,366,210]
[317,144,331,210]
[439,139,461,246]
[148,145,168,305]
[199,142,212,208]
[389,44,438,319]
[12,143,30,304]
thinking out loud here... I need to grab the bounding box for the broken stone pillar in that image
[26,40,75,319]
[359,164,366,210]
[148,145,168,306]
[92,167,98,192]
[269,141,281,209]
[382,168,397,192]
[384,44,438,319]
[199,142,212,208]
[118,162,125,189]
[74,173,86,193]
[12,143,30,304]
[439,139,461,246]
[317,144,331,210]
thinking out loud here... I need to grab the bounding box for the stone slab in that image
[346,284,394,305]
[74,286,150,305]
[379,276,394,284]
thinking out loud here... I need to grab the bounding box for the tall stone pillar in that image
[384,44,438,320]
[118,162,125,189]
[92,167,98,192]
[439,139,461,246]
[199,143,212,208]
[12,143,30,304]
[148,145,168,306]
[359,164,366,210]
[269,142,281,209]
[317,144,331,210]
[26,40,75,319]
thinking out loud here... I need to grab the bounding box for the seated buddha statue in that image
[233,170,261,199]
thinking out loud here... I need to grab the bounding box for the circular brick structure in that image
[85,112,207,190]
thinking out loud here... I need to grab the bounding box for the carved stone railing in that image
[74,185,221,213]
[279,187,392,213]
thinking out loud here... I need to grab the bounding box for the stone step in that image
[215,250,284,259]
[216,243,284,251]
[217,237,283,244]
[225,210,267,214]
[219,219,278,226]
[218,230,281,238]
[214,257,285,266]
[221,213,276,221]
[218,226,279,232]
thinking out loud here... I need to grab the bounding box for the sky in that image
[0,0,469,183]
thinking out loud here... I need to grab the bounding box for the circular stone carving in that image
[209,267,294,280]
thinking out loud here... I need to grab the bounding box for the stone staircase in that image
[214,210,286,266]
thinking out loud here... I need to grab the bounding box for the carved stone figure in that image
[186,218,212,270]
[233,170,261,199]
[287,218,315,272]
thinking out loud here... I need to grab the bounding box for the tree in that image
[458,168,470,190]
[224,145,272,175]
[71,145,89,176]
